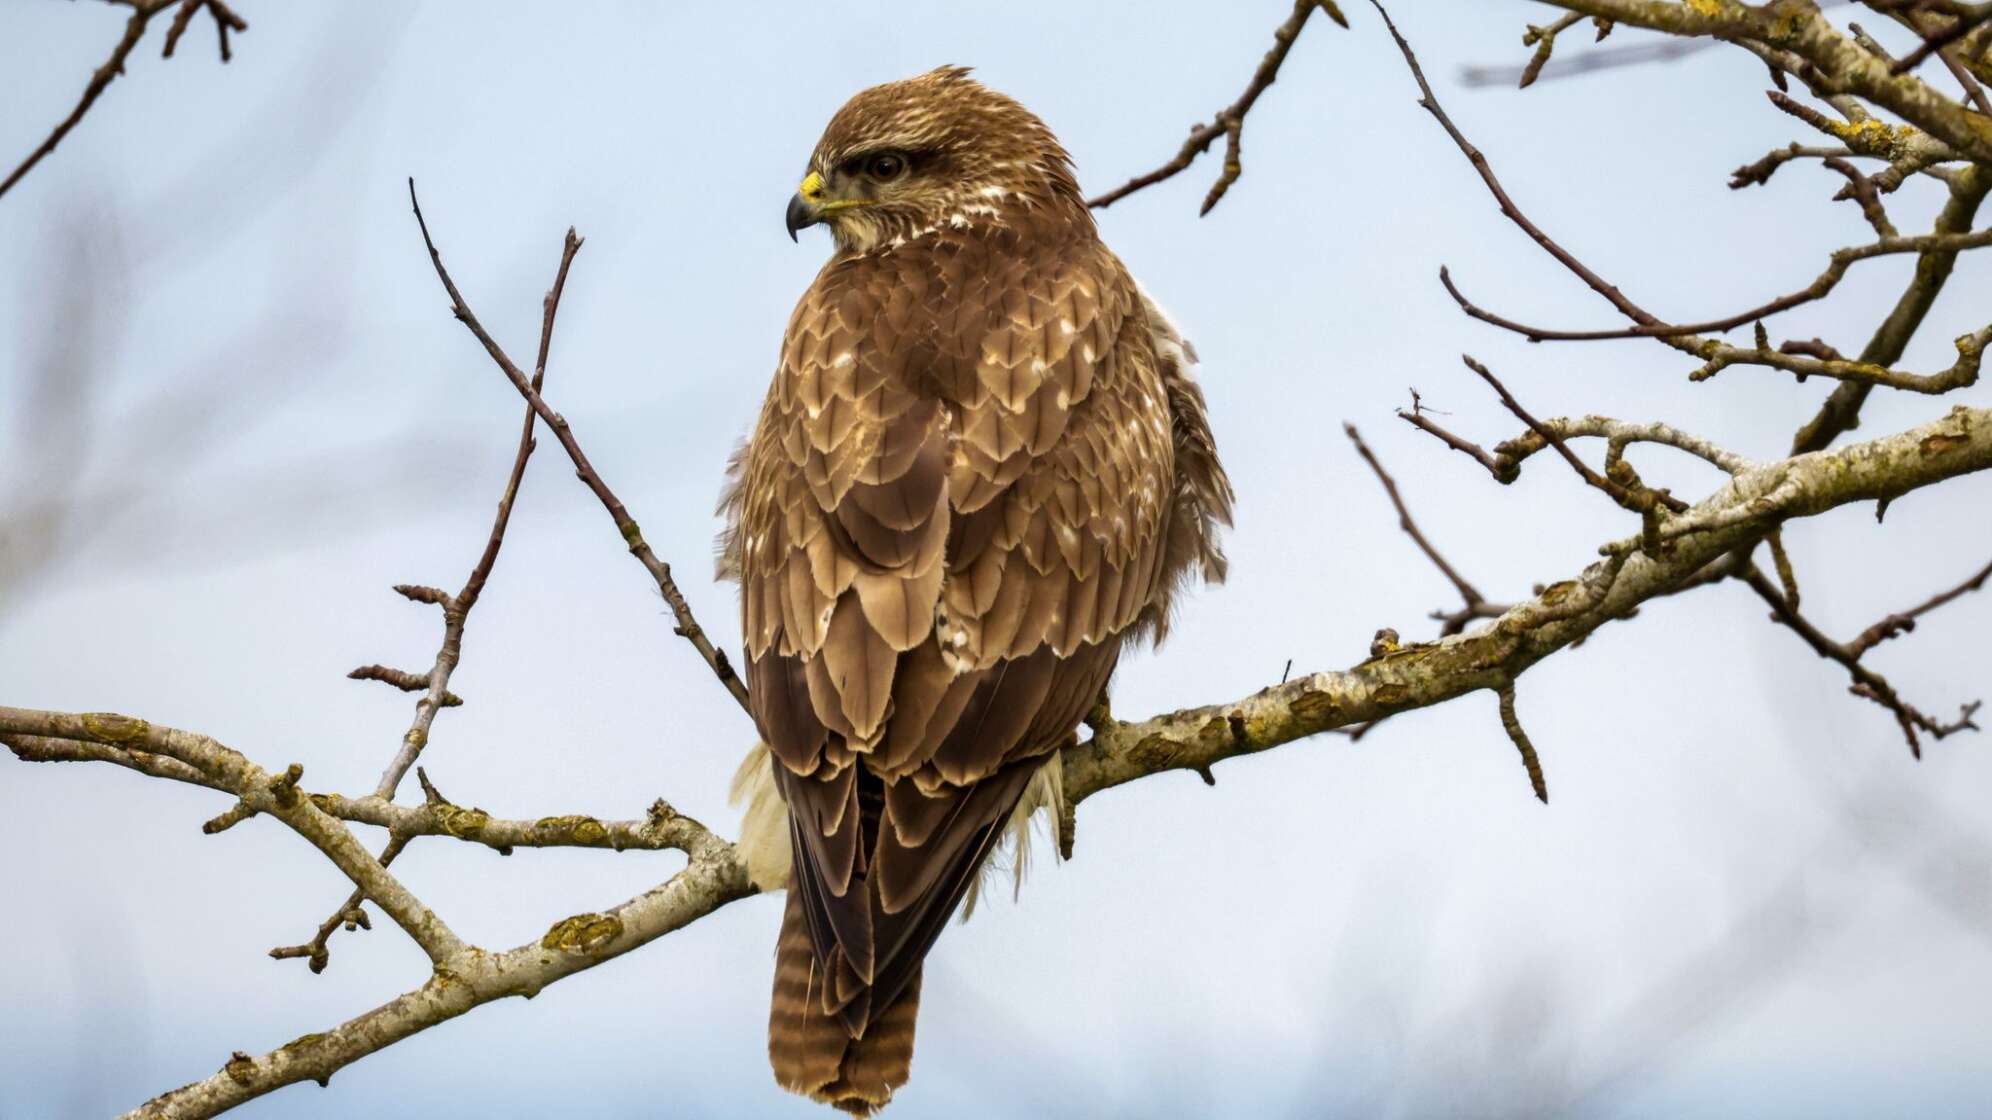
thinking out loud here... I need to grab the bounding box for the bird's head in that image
[785,66,1088,254]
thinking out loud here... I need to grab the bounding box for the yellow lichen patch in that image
[81,713,149,743]
[1684,0,1728,17]
[280,1032,329,1055]
[267,763,305,810]
[1125,732,1181,771]
[431,803,491,840]
[1539,580,1580,606]
[1921,406,1975,454]
[1829,118,1917,158]
[541,912,623,954]
[534,814,609,844]
[1289,689,1341,724]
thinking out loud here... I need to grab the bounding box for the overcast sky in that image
[3,3,1991,1118]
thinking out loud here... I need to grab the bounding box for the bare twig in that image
[1437,228,1992,344]
[346,665,462,707]
[1519,12,1587,89]
[1496,682,1549,803]
[162,0,246,63]
[1463,355,1687,515]
[1884,1,1992,75]
[407,181,751,713]
[1790,166,1988,454]
[1087,0,1344,214]
[1729,143,1854,190]
[0,710,463,964]
[1740,565,1982,757]
[1344,423,1488,632]
[370,226,583,799]
[1369,1,1670,340]
[281,228,584,973]
[1,0,247,201]
[1847,555,1992,656]
[1397,390,1503,478]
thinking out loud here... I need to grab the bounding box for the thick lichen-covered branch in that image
[1548,0,1992,165]
[118,835,749,1120]
[7,399,1988,1118]
[4,736,705,855]
[1063,403,1990,800]
[7,398,1984,1116]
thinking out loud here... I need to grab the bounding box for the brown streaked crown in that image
[801,66,1091,253]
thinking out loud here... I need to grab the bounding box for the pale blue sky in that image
[3,3,1990,1117]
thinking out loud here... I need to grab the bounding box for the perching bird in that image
[719,66,1232,1115]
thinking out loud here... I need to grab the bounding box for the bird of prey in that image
[719,66,1232,1115]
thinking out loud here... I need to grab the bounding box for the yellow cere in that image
[799,171,825,201]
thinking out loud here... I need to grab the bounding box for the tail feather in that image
[771,888,920,1117]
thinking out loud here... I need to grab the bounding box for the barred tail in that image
[769,887,921,1116]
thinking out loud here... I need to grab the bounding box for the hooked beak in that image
[785,192,818,242]
[786,170,826,243]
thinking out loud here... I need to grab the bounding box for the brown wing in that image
[728,229,1178,1054]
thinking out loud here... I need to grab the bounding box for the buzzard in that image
[720,66,1232,1115]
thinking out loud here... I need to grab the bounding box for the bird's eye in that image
[866,153,907,181]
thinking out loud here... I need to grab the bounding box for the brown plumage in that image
[718,66,1231,1115]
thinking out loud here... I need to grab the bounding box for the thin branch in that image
[1086,0,1344,213]
[0,710,463,964]
[1400,3,1992,359]
[371,225,582,800]
[1685,318,1989,393]
[268,839,395,973]
[1368,1,1669,337]
[1729,143,1855,190]
[1496,682,1549,803]
[1463,354,1688,514]
[1397,390,1503,477]
[6,735,708,857]
[1344,423,1488,629]
[162,0,246,63]
[407,181,751,713]
[1884,1,1992,75]
[1739,565,1982,757]
[1847,554,1992,656]
[1489,415,1756,478]
[289,229,582,973]
[1519,12,1587,89]
[345,665,462,707]
[1437,228,1992,344]
[1,0,246,201]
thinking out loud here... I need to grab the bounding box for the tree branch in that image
[1344,423,1493,634]
[0,710,462,964]
[1086,0,1345,213]
[0,0,247,201]
[11,398,1986,1117]
[407,180,751,713]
